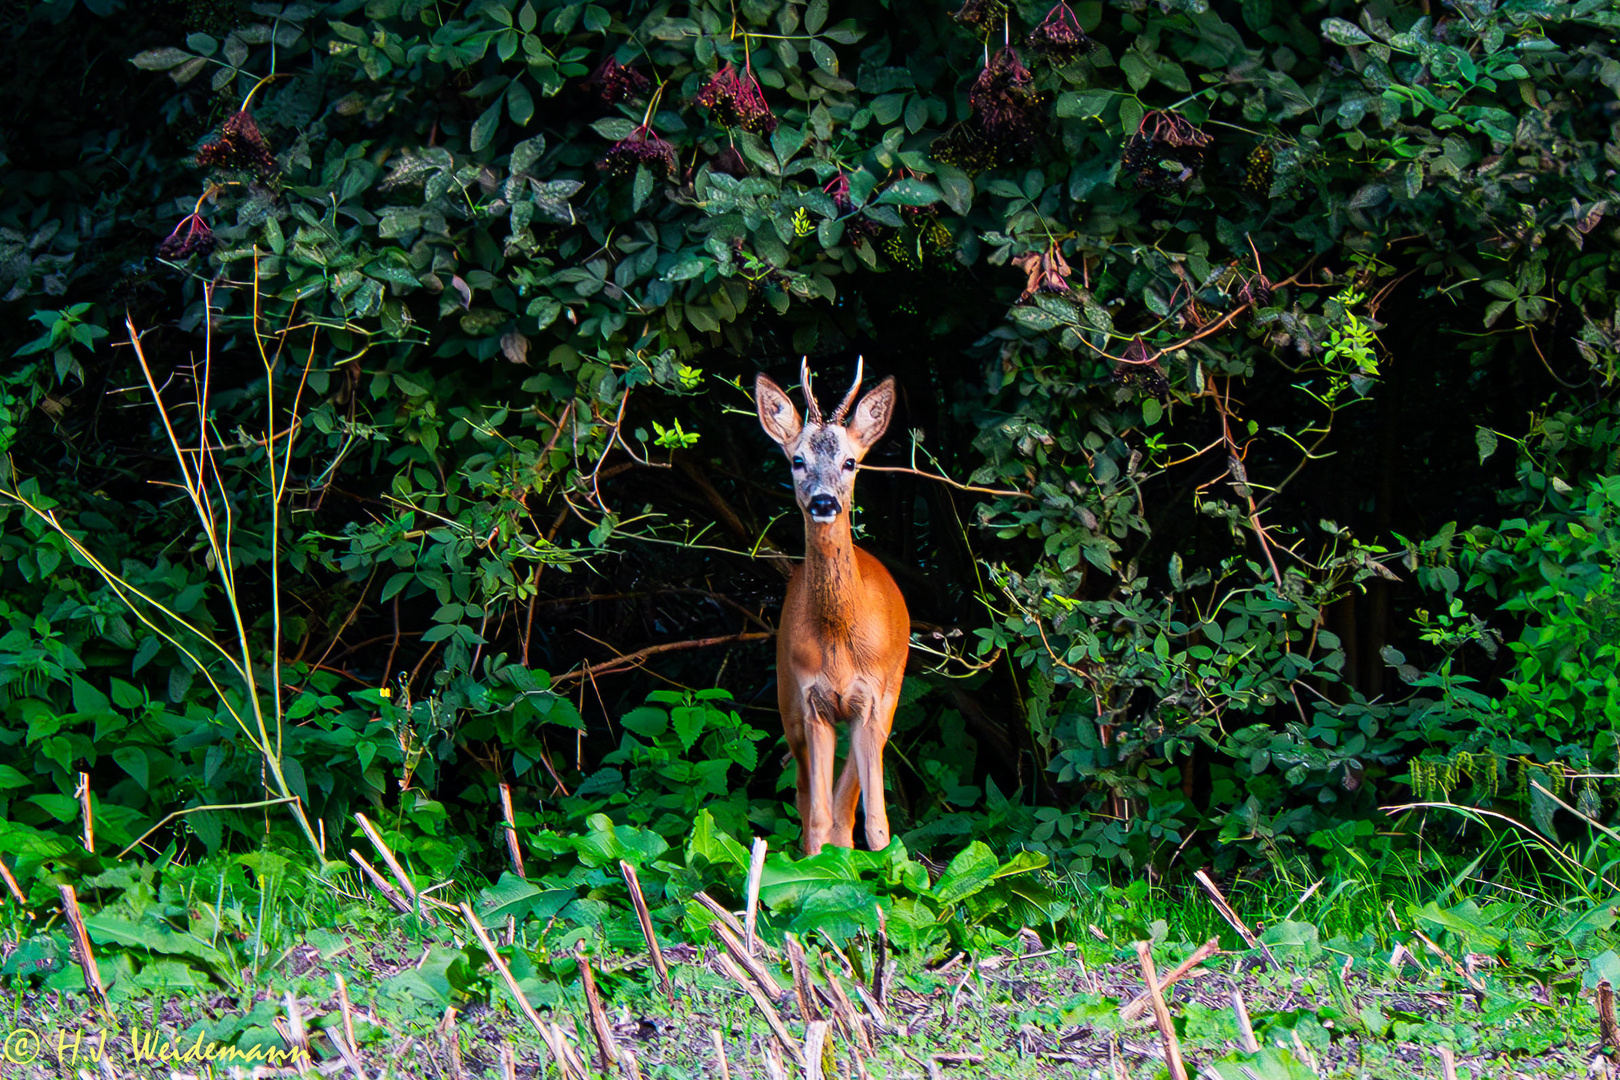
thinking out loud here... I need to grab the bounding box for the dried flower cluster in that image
[596,124,678,179]
[1026,1,1090,63]
[1112,335,1170,397]
[935,47,1046,171]
[586,57,649,104]
[1011,244,1071,301]
[694,63,777,134]
[157,212,214,258]
[1237,273,1274,308]
[969,48,1046,161]
[824,173,879,247]
[823,172,852,213]
[194,110,278,178]
[951,0,1009,37]
[1120,110,1212,195]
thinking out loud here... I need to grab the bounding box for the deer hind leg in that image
[849,685,900,851]
[800,686,840,855]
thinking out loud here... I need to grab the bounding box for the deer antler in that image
[830,356,864,424]
[800,356,824,424]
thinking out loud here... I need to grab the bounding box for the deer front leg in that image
[800,686,840,855]
[849,686,900,851]
[830,687,872,849]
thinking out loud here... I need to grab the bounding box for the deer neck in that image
[802,513,860,632]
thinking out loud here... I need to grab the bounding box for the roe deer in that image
[755,359,909,854]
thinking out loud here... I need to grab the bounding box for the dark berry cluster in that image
[1026,1,1090,63]
[1244,143,1275,195]
[157,212,214,258]
[595,125,678,179]
[194,110,278,178]
[585,58,649,105]
[931,122,998,173]
[1120,110,1212,196]
[694,63,777,134]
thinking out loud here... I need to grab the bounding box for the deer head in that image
[756,358,895,525]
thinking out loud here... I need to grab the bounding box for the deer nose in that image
[807,494,840,519]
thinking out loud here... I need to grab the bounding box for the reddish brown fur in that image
[757,363,910,853]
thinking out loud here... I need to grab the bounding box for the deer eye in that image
[843,458,856,471]
[791,456,805,470]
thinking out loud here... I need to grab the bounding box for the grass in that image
[4,836,1617,1080]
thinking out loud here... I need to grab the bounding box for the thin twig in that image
[550,631,773,685]
[858,463,1032,499]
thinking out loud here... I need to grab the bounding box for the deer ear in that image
[847,376,896,453]
[755,374,802,447]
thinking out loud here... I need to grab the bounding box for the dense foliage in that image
[1,0,1618,905]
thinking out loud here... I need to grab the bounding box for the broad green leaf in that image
[470,97,503,153]
[932,842,999,905]
[1321,17,1373,46]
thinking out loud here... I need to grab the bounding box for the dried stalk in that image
[1600,980,1620,1054]
[1120,938,1221,1021]
[745,837,768,954]
[787,934,824,1022]
[59,885,108,1012]
[715,952,805,1067]
[620,860,674,1003]
[579,949,621,1072]
[499,784,525,878]
[1231,988,1259,1053]
[1193,869,1277,969]
[1134,940,1189,1080]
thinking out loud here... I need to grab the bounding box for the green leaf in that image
[806,0,829,33]
[904,95,928,133]
[112,746,149,790]
[1321,17,1373,46]
[130,47,195,71]
[1475,426,1498,463]
[875,178,943,206]
[1120,52,1151,92]
[511,134,546,176]
[620,705,667,737]
[470,96,503,153]
[671,705,705,751]
[687,809,750,867]
[810,39,838,75]
[507,80,534,125]
[932,842,999,905]
[632,164,654,211]
[935,164,973,214]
